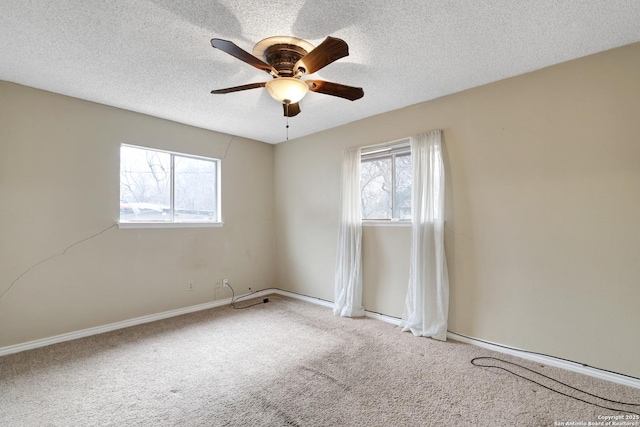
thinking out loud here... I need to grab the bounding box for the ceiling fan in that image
[210,35,364,117]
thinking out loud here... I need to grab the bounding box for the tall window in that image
[119,144,220,223]
[360,140,411,220]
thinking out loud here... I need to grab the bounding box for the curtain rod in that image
[361,136,410,150]
[347,129,441,153]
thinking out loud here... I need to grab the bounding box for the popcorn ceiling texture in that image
[1,0,639,143]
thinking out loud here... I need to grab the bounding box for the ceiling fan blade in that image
[211,38,277,75]
[306,80,364,101]
[295,36,349,75]
[283,102,301,117]
[211,82,266,94]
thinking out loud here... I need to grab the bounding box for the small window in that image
[360,141,411,220]
[119,145,220,224]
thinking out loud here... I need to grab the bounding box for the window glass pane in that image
[361,157,392,219]
[394,153,412,220]
[174,156,217,222]
[120,146,171,221]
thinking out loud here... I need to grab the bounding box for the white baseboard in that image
[364,310,402,325]
[274,290,640,390]
[445,332,640,390]
[2,288,638,390]
[270,289,334,308]
[0,298,233,357]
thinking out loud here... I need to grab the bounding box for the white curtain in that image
[401,130,449,340]
[333,147,365,317]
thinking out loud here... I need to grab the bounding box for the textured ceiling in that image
[1,1,640,144]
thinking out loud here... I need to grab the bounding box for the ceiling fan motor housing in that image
[263,44,308,77]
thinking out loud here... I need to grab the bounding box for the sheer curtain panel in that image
[402,130,449,340]
[333,147,365,317]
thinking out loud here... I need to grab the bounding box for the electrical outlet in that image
[223,279,230,288]
[215,280,221,289]
[188,282,193,291]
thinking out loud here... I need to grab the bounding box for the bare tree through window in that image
[120,145,219,222]
[360,148,411,220]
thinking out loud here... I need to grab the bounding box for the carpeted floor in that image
[1,295,639,426]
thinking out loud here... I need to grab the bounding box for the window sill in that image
[362,220,412,227]
[117,222,224,229]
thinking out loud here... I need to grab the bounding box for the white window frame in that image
[360,138,412,226]
[118,144,222,229]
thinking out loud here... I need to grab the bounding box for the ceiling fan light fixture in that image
[265,77,308,104]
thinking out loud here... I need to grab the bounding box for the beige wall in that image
[2,42,639,378]
[275,42,640,378]
[0,82,275,346]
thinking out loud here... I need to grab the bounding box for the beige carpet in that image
[1,295,639,426]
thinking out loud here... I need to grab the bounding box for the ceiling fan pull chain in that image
[286,104,290,140]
